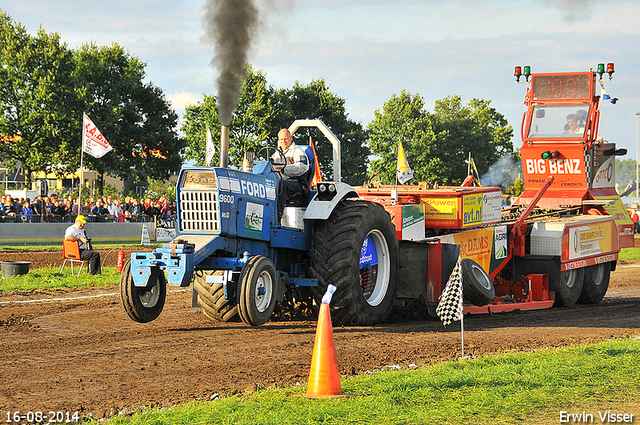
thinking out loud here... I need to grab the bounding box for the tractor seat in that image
[286,191,308,207]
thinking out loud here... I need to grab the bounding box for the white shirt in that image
[273,142,309,179]
[107,203,118,217]
[65,224,89,250]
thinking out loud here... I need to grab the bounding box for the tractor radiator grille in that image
[179,190,220,232]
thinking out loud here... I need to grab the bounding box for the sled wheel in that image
[553,267,585,307]
[237,256,277,326]
[310,201,398,325]
[193,271,239,322]
[577,262,611,304]
[461,258,495,306]
[120,258,166,323]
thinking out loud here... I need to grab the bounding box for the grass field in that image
[0,265,120,293]
[95,337,640,425]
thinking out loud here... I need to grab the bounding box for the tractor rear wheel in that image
[120,259,166,323]
[577,262,611,304]
[309,200,398,325]
[237,256,278,326]
[553,267,585,307]
[193,271,239,322]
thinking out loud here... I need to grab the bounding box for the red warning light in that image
[514,66,522,82]
[607,63,615,75]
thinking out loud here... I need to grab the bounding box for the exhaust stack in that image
[220,125,230,168]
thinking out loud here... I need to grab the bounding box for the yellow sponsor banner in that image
[567,219,615,261]
[462,193,483,227]
[595,195,633,225]
[439,227,495,272]
[421,196,459,220]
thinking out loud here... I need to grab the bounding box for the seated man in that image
[271,128,310,218]
[64,215,101,275]
[563,113,585,135]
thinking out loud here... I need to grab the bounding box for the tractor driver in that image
[272,128,310,218]
[563,113,585,135]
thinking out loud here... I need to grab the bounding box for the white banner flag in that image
[83,113,112,158]
[205,125,215,167]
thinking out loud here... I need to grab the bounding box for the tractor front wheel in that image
[237,256,278,326]
[120,259,166,323]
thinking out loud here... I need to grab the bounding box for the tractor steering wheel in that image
[256,146,286,173]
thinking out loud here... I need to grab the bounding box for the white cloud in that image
[166,91,203,113]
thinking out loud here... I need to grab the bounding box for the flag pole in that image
[460,286,465,359]
[79,113,86,208]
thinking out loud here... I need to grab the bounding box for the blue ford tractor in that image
[120,120,399,326]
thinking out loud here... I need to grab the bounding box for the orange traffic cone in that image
[306,302,342,398]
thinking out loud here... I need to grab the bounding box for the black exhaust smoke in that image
[203,0,257,127]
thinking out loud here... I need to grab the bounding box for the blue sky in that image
[3,0,640,167]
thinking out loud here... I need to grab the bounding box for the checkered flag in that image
[436,256,463,326]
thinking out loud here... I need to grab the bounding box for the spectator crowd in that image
[0,193,176,224]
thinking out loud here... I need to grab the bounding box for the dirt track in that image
[0,249,639,421]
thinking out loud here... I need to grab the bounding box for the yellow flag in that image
[397,140,414,184]
[470,157,482,186]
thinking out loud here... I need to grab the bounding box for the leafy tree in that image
[182,71,368,185]
[615,159,636,195]
[74,43,185,194]
[0,11,81,186]
[368,92,514,186]
[367,90,436,184]
[274,79,369,185]
[146,178,176,201]
[182,65,277,167]
[430,95,513,185]
[506,176,525,197]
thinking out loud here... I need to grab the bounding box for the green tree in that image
[0,11,81,186]
[507,176,525,197]
[615,159,636,195]
[367,90,436,184]
[430,95,514,185]
[274,79,369,185]
[182,65,277,167]
[74,42,185,194]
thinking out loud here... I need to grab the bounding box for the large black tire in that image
[553,267,585,307]
[577,262,611,304]
[237,256,278,326]
[120,259,166,323]
[309,200,398,326]
[461,258,495,306]
[193,271,239,322]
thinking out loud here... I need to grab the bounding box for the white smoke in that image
[480,153,522,190]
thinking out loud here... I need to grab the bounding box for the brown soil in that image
[0,248,639,421]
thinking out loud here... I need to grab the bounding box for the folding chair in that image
[60,240,85,277]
